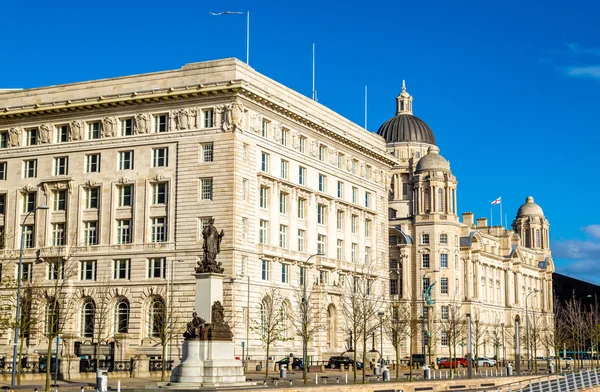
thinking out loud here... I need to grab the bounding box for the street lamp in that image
[420,268,439,361]
[168,258,184,367]
[378,311,385,365]
[302,253,323,384]
[525,289,540,371]
[466,313,472,379]
[12,204,49,386]
[235,270,251,372]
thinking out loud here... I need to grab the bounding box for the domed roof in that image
[377,114,436,145]
[415,146,450,172]
[516,196,544,217]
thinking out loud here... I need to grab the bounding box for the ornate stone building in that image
[383,83,554,361]
[0,58,393,374]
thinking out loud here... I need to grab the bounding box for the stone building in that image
[383,83,554,362]
[0,58,393,375]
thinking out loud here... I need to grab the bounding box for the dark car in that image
[411,354,426,366]
[327,356,364,370]
[276,357,304,370]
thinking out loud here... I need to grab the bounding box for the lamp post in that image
[378,311,385,365]
[525,289,540,371]
[302,253,323,384]
[501,323,506,367]
[168,258,184,367]
[11,205,49,387]
[235,271,251,372]
[466,313,472,379]
[420,268,439,360]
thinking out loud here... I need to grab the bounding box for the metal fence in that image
[477,368,600,392]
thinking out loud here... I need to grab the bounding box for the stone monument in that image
[167,221,249,387]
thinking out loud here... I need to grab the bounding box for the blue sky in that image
[2,0,599,282]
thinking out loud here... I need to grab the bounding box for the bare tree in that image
[564,292,585,369]
[340,276,363,382]
[471,312,487,372]
[383,301,410,380]
[440,301,466,378]
[489,317,503,369]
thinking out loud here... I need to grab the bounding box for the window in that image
[24,159,37,178]
[281,264,289,283]
[403,183,408,196]
[352,187,358,204]
[318,174,326,192]
[53,190,66,211]
[0,194,4,215]
[390,279,398,295]
[319,270,329,285]
[422,233,430,245]
[148,258,165,279]
[351,215,358,234]
[203,109,214,128]
[280,160,288,179]
[365,219,371,238]
[85,188,99,209]
[297,198,305,219]
[201,143,214,162]
[86,154,100,173]
[113,259,130,280]
[154,114,168,133]
[367,279,373,295]
[298,167,306,185]
[298,229,305,252]
[422,254,430,268]
[56,125,68,143]
[120,118,133,136]
[337,153,344,169]
[259,220,268,244]
[317,204,326,225]
[337,210,344,230]
[318,144,326,161]
[261,152,269,172]
[118,185,133,207]
[438,188,444,212]
[365,165,372,179]
[351,243,357,263]
[365,246,371,263]
[441,306,449,320]
[422,277,430,293]
[415,151,421,158]
[149,298,165,337]
[535,229,541,248]
[241,217,248,240]
[365,192,371,208]
[198,217,211,233]
[279,225,287,248]
[441,278,449,294]
[440,254,448,268]
[261,260,270,280]
[23,192,36,213]
[152,183,168,205]
[337,239,343,260]
[440,233,448,245]
[299,266,306,285]
[0,162,5,180]
[115,299,129,333]
[279,192,287,214]
[21,262,33,282]
[317,234,326,256]
[52,223,65,246]
[281,128,289,146]
[87,122,101,139]
[26,128,38,146]
[80,260,96,281]
[151,217,167,242]
[153,148,168,167]
[337,181,344,198]
[118,151,134,170]
[242,179,249,201]
[0,132,6,148]
[84,221,98,246]
[116,219,132,244]
[201,179,213,200]
[259,186,268,209]
[261,119,269,138]
[82,300,95,338]
[48,261,63,280]
[441,331,449,346]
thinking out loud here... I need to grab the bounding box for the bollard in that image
[117,380,121,392]
[280,365,287,379]
[315,374,318,384]
[345,372,348,383]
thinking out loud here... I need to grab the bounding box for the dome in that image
[415,146,450,172]
[516,196,544,217]
[377,114,436,145]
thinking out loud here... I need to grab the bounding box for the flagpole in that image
[246,11,250,64]
[364,85,368,129]
[490,207,493,227]
[312,43,316,101]
[500,199,503,228]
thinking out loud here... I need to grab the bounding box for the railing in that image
[477,368,600,392]
[0,360,57,375]
[149,360,173,371]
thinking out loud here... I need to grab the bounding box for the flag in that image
[209,11,244,15]
[491,197,501,205]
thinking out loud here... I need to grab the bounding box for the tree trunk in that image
[353,326,358,382]
[161,341,167,381]
[408,335,413,381]
[45,337,53,392]
[362,333,367,384]
[17,332,26,385]
[395,342,399,380]
[265,343,270,379]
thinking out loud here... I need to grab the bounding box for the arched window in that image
[525,231,530,247]
[115,299,130,333]
[438,188,444,212]
[82,299,95,338]
[535,229,541,248]
[260,300,267,335]
[46,298,59,336]
[149,298,165,337]
[424,190,430,212]
[326,304,337,350]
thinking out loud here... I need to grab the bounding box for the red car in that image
[438,358,467,368]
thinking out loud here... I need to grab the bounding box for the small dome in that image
[377,114,436,145]
[415,146,450,172]
[516,196,544,217]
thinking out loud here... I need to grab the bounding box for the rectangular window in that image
[113,259,130,280]
[318,145,326,161]
[24,159,37,178]
[281,264,289,283]
[0,194,5,214]
[56,125,68,143]
[118,151,134,170]
[299,136,306,153]
[365,246,371,263]
[85,188,99,209]
[203,109,215,128]
[23,192,36,213]
[116,219,132,244]
[317,234,326,256]
[48,261,63,280]
[441,331,449,346]
[422,233,430,245]
[53,190,66,211]
[121,118,133,136]
[297,198,305,219]
[87,122,101,140]
[0,162,6,180]
[403,183,408,196]
[280,160,289,179]
[337,181,344,198]
[199,217,211,233]
[337,153,344,169]
[318,174,326,192]
[440,233,448,244]
[242,178,249,201]
[148,258,165,279]
[261,152,269,172]
[53,157,68,176]
[422,254,430,268]
[441,277,449,294]
[352,187,358,204]
[152,182,168,205]
[201,179,213,200]
[298,166,306,185]
[84,221,98,246]
[337,239,343,261]
[259,186,268,209]
[151,217,167,242]
[351,215,358,234]
[281,128,288,146]
[365,219,371,238]
[118,185,133,207]
[440,254,448,268]
[351,243,357,263]
[0,132,6,148]
[365,192,371,208]
[298,229,305,252]
[201,143,214,162]
[80,260,96,281]
[299,266,306,285]
[279,192,287,214]
[242,144,249,163]
[390,279,398,295]
[261,260,270,280]
[154,114,168,133]
[52,223,66,246]
[23,225,34,248]
[422,277,430,294]
[153,148,168,167]
[261,120,269,138]
[26,128,38,146]
[317,204,326,225]
[21,262,33,282]
[441,305,449,320]
[259,220,268,244]
[241,217,248,240]
[336,210,344,230]
[279,224,287,248]
[86,154,100,173]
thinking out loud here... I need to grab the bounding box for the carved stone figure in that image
[8,127,20,147]
[291,132,300,148]
[196,219,225,273]
[424,281,436,306]
[221,102,244,132]
[249,112,261,133]
[102,117,117,138]
[272,123,282,142]
[207,301,233,341]
[183,312,206,340]
[175,109,189,130]
[39,123,52,144]
[69,120,83,141]
[309,140,318,157]
[134,113,149,134]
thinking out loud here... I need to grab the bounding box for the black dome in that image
[377,114,436,145]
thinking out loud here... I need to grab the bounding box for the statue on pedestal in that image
[424,281,436,306]
[183,312,206,340]
[197,219,224,273]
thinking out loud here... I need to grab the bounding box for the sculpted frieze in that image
[171,108,195,130]
[69,120,83,141]
[134,113,150,134]
[272,123,282,142]
[309,140,318,157]
[328,148,337,165]
[218,102,244,132]
[102,117,117,138]
[249,112,262,134]
[8,127,20,147]
[39,123,52,144]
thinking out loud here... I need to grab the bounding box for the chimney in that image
[462,212,475,227]
[476,217,488,228]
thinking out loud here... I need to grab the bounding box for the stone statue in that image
[174,108,190,130]
[207,301,233,341]
[196,219,225,273]
[102,117,117,138]
[424,281,436,306]
[183,312,206,340]
[8,127,20,147]
[39,124,52,144]
[249,112,261,133]
[134,113,149,134]
[69,120,83,141]
[221,102,244,132]
[272,123,282,142]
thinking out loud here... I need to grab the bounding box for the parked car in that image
[436,357,449,364]
[410,354,426,366]
[276,357,304,370]
[561,356,574,362]
[477,357,496,367]
[438,358,467,368]
[327,356,363,369]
